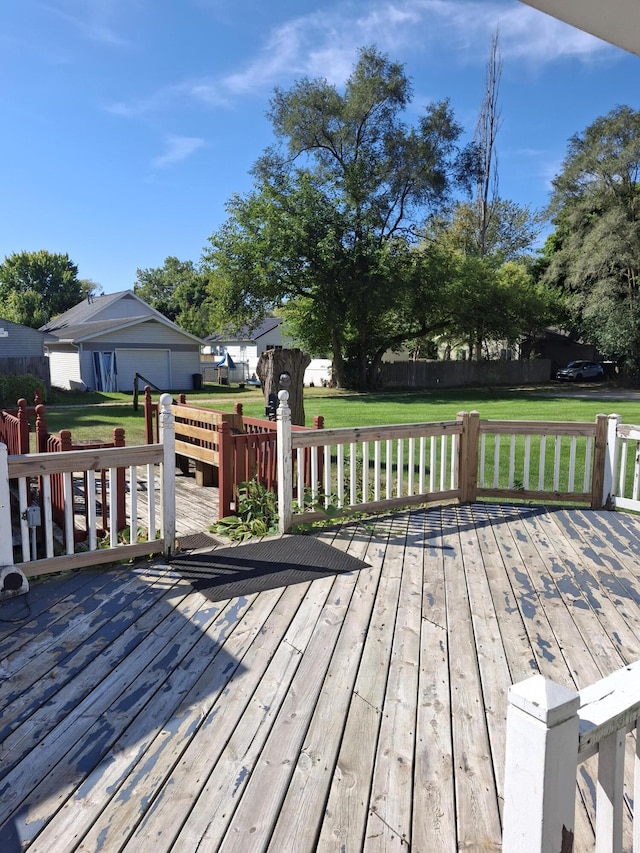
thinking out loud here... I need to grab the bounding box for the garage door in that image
[115,349,171,392]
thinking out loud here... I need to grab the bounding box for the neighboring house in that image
[40,291,204,392]
[0,318,52,388]
[203,318,332,386]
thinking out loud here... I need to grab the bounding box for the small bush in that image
[0,374,45,408]
[211,479,279,541]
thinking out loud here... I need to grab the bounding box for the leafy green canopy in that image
[133,256,214,337]
[543,105,640,374]
[0,250,85,328]
[203,47,474,388]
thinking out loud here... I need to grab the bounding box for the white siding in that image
[115,349,171,392]
[49,348,82,390]
[171,349,202,390]
[91,294,156,322]
[90,320,196,346]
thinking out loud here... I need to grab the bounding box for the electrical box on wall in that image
[0,566,29,601]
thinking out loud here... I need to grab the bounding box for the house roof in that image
[519,0,640,57]
[41,290,204,345]
[205,317,283,344]
[40,291,132,332]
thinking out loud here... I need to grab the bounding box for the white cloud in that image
[40,0,130,47]
[108,0,615,119]
[152,135,206,169]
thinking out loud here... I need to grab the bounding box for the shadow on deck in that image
[2,502,640,850]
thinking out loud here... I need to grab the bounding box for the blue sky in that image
[2,0,640,294]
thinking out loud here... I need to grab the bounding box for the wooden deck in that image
[3,501,640,851]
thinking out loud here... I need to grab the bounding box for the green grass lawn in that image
[39,383,640,446]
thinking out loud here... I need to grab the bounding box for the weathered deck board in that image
[4,503,640,851]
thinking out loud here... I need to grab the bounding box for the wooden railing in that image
[144,388,324,519]
[0,395,176,578]
[34,403,127,544]
[0,390,43,454]
[275,397,608,532]
[502,663,640,852]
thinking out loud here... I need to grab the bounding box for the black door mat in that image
[169,535,370,602]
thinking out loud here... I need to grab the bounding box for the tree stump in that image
[257,348,310,426]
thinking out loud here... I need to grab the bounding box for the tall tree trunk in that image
[256,348,311,426]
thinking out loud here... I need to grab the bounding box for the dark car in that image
[555,360,604,381]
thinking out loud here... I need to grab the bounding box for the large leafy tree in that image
[204,47,472,388]
[0,250,85,327]
[543,105,640,374]
[134,256,213,337]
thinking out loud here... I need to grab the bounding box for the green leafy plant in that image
[211,479,279,541]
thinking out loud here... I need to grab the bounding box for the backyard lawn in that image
[40,383,640,446]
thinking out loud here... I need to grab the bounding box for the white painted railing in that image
[275,397,611,532]
[0,394,176,578]
[502,664,640,853]
[606,414,640,513]
[276,390,463,532]
[476,414,606,507]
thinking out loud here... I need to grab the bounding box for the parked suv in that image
[555,360,604,381]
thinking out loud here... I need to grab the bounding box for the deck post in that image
[159,393,176,557]
[502,674,580,853]
[591,413,608,509]
[0,443,15,567]
[457,410,480,502]
[277,390,293,534]
[603,414,620,510]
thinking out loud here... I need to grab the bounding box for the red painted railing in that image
[35,405,126,544]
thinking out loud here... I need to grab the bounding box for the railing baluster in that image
[553,436,562,492]
[430,436,437,492]
[350,443,357,506]
[296,447,304,506]
[323,443,331,508]
[619,439,628,498]
[386,438,393,499]
[585,435,593,494]
[493,434,500,489]
[538,435,547,491]
[397,438,403,498]
[419,435,426,493]
[479,433,486,488]
[440,435,447,491]
[18,477,30,561]
[63,471,74,555]
[147,462,155,539]
[337,444,344,508]
[128,467,137,545]
[634,717,640,853]
[568,436,577,493]
[87,470,97,550]
[523,435,531,489]
[362,441,369,503]
[595,729,625,853]
[42,475,54,558]
[374,440,381,502]
[408,437,415,496]
[633,442,640,502]
[508,434,516,489]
